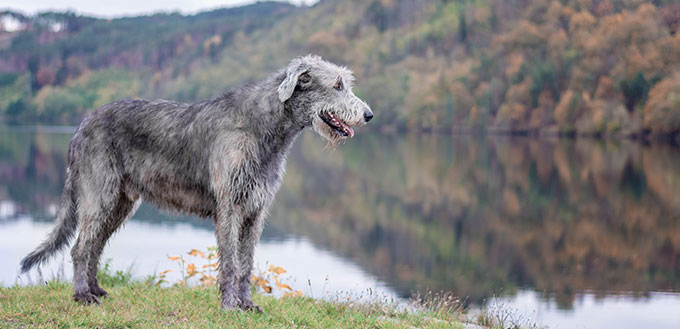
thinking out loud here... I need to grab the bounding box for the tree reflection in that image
[1,129,678,308]
[271,133,680,308]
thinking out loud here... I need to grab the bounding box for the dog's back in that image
[77,99,222,217]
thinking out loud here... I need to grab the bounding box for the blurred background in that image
[1,1,680,328]
[1,0,679,136]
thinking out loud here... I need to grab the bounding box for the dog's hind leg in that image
[86,191,141,298]
[70,155,123,304]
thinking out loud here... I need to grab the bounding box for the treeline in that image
[0,2,298,123]
[1,0,679,138]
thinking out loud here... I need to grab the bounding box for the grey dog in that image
[20,55,373,311]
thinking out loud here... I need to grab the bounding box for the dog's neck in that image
[253,76,306,143]
[214,74,304,170]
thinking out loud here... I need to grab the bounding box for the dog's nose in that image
[364,110,374,122]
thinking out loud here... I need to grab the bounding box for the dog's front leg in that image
[214,206,242,311]
[237,210,266,312]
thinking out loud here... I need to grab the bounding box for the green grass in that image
[0,275,466,328]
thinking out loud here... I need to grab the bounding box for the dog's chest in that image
[253,132,296,194]
[251,152,287,196]
[212,128,298,211]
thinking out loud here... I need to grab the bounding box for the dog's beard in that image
[312,115,343,149]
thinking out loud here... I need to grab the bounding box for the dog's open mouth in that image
[319,111,354,138]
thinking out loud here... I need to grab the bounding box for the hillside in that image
[0,2,299,123]
[1,0,679,138]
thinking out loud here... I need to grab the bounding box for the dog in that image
[20,55,373,311]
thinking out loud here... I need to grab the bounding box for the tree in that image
[620,72,651,112]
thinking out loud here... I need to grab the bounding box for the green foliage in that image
[0,73,18,87]
[6,98,30,117]
[97,260,133,287]
[528,59,557,108]
[620,72,651,112]
[458,8,467,43]
[3,3,296,70]
[38,87,82,122]
[365,1,392,32]
[0,73,34,121]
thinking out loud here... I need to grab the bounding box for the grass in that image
[0,271,467,328]
[1,249,529,329]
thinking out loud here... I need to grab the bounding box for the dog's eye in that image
[334,80,343,91]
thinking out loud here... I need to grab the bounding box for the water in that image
[1,127,679,328]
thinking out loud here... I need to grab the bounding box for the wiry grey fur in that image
[20,55,373,311]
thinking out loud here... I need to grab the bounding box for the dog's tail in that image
[20,174,78,273]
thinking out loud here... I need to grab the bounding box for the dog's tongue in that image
[339,121,354,138]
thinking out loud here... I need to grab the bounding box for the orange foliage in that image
[35,67,56,87]
[644,70,680,134]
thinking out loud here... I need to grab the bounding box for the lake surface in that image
[1,127,679,328]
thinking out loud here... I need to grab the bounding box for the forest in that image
[1,0,679,138]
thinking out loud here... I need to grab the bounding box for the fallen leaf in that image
[277,283,292,291]
[268,265,286,275]
[188,249,205,257]
[186,263,197,276]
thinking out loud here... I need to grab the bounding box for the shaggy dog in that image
[21,55,373,311]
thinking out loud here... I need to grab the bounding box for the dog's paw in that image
[73,292,101,305]
[239,302,263,314]
[90,286,108,298]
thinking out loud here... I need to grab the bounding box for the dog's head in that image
[278,55,373,146]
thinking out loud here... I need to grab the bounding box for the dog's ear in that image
[278,62,311,103]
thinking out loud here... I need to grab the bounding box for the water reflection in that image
[1,128,679,311]
[272,133,680,309]
[2,217,398,302]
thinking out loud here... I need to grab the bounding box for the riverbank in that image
[3,123,679,146]
[0,280,471,328]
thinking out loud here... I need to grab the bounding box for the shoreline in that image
[0,280,479,329]
[1,123,679,145]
